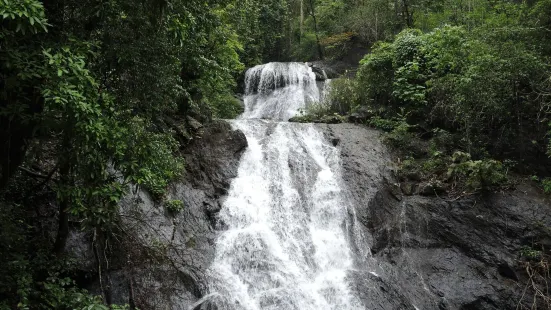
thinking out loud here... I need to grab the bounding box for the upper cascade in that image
[241,62,320,121]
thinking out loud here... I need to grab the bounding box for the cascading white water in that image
[241,62,320,120]
[320,79,332,103]
[196,63,362,310]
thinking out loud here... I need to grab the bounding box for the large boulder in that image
[308,60,354,79]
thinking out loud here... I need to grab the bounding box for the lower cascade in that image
[196,62,363,309]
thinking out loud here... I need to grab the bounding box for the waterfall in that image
[196,63,362,310]
[241,63,320,121]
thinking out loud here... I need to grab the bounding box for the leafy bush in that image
[0,203,109,309]
[520,245,543,261]
[542,178,551,194]
[165,199,185,213]
[447,153,507,190]
[325,78,359,115]
[354,22,551,170]
[290,81,352,123]
[369,109,419,153]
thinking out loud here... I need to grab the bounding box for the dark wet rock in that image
[349,105,375,123]
[400,182,417,196]
[182,120,247,192]
[387,192,549,310]
[310,65,328,81]
[317,123,389,212]
[64,229,94,271]
[418,181,446,196]
[405,170,422,181]
[498,262,519,281]
[388,182,403,201]
[186,116,204,131]
[320,122,551,310]
[162,115,193,144]
[66,119,551,310]
[289,114,345,124]
[318,114,345,124]
[349,270,419,310]
[308,60,353,78]
[66,120,247,309]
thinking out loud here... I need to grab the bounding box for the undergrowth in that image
[367,114,510,195]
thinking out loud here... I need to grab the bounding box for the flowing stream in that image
[197,62,363,310]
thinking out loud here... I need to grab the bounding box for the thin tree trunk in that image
[53,125,73,255]
[0,131,26,191]
[402,0,412,27]
[53,161,70,255]
[307,0,324,60]
[300,0,304,38]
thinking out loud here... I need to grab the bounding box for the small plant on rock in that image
[165,199,184,214]
[447,152,507,190]
[542,178,551,194]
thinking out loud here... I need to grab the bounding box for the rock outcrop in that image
[308,60,359,79]
[69,121,550,309]
[319,123,551,310]
[67,120,247,309]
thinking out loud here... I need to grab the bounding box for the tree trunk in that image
[300,0,304,38]
[0,128,27,191]
[53,126,73,255]
[0,88,43,191]
[402,0,413,27]
[307,0,324,60]
[53,161,70,255]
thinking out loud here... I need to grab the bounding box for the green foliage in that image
[0,0,49,34]
[228,0,290,64]
[286,0,436,61]
[207,94,244,120]
[369,116,405,132]
[294,32,320,61]
[290,78,354,123]
[118,117,184,200]
[0,0,260,308]
[320,32,355,60]
[520,245,543,261]
[0,201,121,309]
[353,10,551,171]
[357,42,394,108]
[325,77,358,114]
[447,152,507,190]
[541,178,551,194]
[397,142,508,192]
[165,199,184,213]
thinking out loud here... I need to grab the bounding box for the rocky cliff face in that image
[319,123,551,310]
[67,120,247,309]
[70,121,550,309]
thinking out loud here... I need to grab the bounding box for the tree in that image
[0,0,247,307]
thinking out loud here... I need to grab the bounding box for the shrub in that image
[325,77,358,115]
[447,153,507,190]
[165,199,184,213]
[520,245,543,261]
[542,178,551,194]
[354,24,551,169]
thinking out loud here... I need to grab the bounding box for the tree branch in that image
[20,166,59,182]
